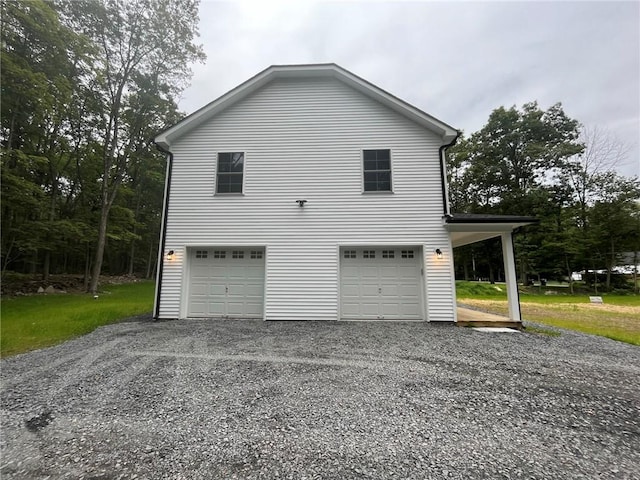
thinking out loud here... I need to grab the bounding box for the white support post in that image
[501,232,521,322]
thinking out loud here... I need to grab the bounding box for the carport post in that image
[501,232,521,322]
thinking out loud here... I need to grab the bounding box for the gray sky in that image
[178,0,640,178]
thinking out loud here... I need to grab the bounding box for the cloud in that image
[180,0,640,178]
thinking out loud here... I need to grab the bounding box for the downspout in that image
[438,132,460,216]
[153,141,174,320]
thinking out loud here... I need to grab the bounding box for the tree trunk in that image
[605,239,615,291]
[633,251,638,294]
[565,255,574,295]
[83,244,91,292]
[146,241,154,279]
[89,201,110,293]
[128,241,136,275]
[43,251,51,282]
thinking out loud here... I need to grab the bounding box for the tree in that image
[586,173,640,290]
[453,102,583,212]
[58,0,205,292]
[0,0,92,279]
[446,102,584,283]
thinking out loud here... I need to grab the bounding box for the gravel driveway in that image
[2,318,639,479]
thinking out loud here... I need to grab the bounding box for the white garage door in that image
[340,247,423,320]
[188,248,265,318]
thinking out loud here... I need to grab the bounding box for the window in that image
[363,250,376,259]
[343,250,356,259]
[250,251,263,259]
[401,250,414,259]
[363,149,391,192]
[216,152,244,194]
[196,250,208,259]
[213,250,226,259]
[382,250,395,258]
[232,250,244,259]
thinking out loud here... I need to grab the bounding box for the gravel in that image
[1,319,639,479]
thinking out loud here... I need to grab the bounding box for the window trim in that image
[215,151,246,195]
[361,148,394,194]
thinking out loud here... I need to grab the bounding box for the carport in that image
[444,213,538,323]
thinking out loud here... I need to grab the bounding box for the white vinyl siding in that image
[158,76,455,321]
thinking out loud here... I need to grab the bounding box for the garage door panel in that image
[190,301,206,316]
[361,284,379,296]
[361,302,380,316]
[341,247,423,320]
[341,284,360,296]
[341,303,359,315]
[245,266,264,279]
[209,284,226,295]
[399,284,419,296]
[244,302,263,316]
[400,303,421,316]
[226,302,246,315]
[188,248,265,318]
[380,284,399,296]
[381,302,401,316]
[360,266,379,278]
[244,284,264,296]
[190,284,208,296]
[207,301,226,315]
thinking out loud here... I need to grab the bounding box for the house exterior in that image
[153,64,532,322]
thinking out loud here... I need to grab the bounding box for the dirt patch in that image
[460,299,640,342]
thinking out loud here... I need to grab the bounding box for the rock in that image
[44,285,55,294]
[37,286,45,294]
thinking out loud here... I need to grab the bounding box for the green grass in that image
[456,281,640,345]
[1,282,154,357]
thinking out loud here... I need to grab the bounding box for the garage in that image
[187,247,265,318]
[340,247,424,320]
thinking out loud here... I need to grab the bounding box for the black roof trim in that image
[445,213,539,224]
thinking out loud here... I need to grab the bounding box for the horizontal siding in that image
[159,77,455,320]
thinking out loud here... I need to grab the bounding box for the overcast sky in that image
[178,0,640,178]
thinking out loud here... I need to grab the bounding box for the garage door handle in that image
[225,286,228,294]
[378,287,382,294]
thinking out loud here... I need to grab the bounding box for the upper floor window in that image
[216,152,244,194]
[363,149,391,192]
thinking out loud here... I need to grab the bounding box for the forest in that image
[1,0,205,292]
[447,104,640,292]
[1,0,639,294]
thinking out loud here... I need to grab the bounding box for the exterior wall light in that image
[296,199,307,207]
[166,250,175,261]
[435,248,443,259]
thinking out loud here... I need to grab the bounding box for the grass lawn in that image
[1,281,155,357]
[456,281,640,345]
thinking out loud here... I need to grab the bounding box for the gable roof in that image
[154,63,459,149]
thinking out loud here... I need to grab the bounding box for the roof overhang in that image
[154,63,458,150]
[444,214,539,248]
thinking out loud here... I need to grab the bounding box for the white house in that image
[153,64,534,322]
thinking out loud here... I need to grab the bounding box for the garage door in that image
[340,247,423,320]
[188,248,265,318]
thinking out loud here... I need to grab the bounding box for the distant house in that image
[153,64,534,322]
